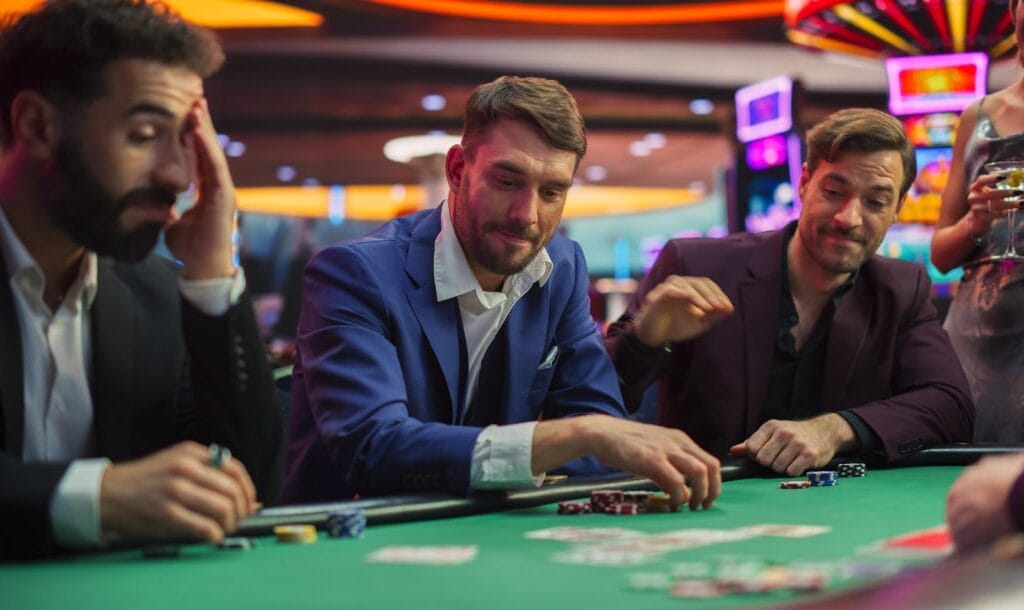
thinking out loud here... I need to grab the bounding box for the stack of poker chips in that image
[606,503,640,515]
[837,462,866,477]
[806,471,838,487]
[557,490,677,516]
[590,490,624,512]
[326,508,367,538]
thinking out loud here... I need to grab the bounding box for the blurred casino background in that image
[3,0,1020,350]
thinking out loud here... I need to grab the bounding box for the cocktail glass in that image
[983,161,1024,261]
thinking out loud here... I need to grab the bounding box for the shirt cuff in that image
[469,422,544,489]
[837,409,881,455]
[178,267,247,316]
[49,458,111,548]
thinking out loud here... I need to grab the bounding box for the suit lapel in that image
[404,208,462,422]
[738,230,787,434]
[821,275,870,408]
[0,254,25,455]
[90,260,135,460]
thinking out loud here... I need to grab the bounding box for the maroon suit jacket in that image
[606,226,975,462]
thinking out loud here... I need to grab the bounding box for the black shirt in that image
[762,226,880,453]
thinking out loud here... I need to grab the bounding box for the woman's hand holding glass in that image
[969,164,1024,259]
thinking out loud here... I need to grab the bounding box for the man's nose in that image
[833,197,863,227]
[151,139,192,194]
[507,190,540,226]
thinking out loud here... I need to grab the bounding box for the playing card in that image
[739,524,831,538]
[524,526,645,543]
[366,545,478,565]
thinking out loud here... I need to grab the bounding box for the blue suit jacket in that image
[282,206,626,502]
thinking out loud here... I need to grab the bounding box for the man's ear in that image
[894,193,907,219]
[797,163,810,201]
[9,91,62,158]
[445,144,465,192]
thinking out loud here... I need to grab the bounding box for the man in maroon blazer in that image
[606,108,974,476]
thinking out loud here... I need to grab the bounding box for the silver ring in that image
[208,443,231,469]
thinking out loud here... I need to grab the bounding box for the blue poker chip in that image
[806,470,838,481]
[809,479,838,487]
[326,509,367,538]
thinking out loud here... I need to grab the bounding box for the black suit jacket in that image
[607,226,975,461]
[0,253,283,558]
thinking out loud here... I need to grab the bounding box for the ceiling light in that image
[690,99,715,115]
[421,94,447,112]
[629,141,652,157]
[584,165,608,182]
[384,133,461,163]
[225,141,246,157]
[276,165,297,182]
[644,132,667,149]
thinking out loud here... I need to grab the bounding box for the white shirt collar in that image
[0,203,98,313]
[433,200,552,304]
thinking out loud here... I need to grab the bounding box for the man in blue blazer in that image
[284,76,720,510]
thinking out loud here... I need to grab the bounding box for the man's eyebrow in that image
[820,171,851,185]
[491,160,525,175]
[491,160,572,189]
[124,102,174,119]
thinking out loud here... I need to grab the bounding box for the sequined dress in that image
[943,99,1024,442]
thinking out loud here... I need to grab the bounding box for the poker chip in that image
[590,490,624,512]
[780,480,811,489]
[644,494,673,513]
[605,502,640,515]
[809,480,838,487]
[218,537,254,550]
[838,462,866,477]
[806,471,838,486]
[557,501,590,515]
[326,509,366,538]
[274,524,317,544]
[621,491,651,506]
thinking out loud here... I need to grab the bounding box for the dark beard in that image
[43,139,176,262]
[454,176,542,277]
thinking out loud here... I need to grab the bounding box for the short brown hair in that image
[461,76,586,165]
[0,0,223,146]
[805,108,916,198]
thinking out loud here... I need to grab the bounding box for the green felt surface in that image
[2,466,962,610]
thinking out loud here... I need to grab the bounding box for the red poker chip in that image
[557,501,588,514]
[590,490,624,511]
[605,502,640,515]
[780,480,811,489]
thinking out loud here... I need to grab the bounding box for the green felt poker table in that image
[5,448,1024,610]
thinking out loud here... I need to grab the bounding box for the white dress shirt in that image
[433,201,552,489]
[0,205,244,547]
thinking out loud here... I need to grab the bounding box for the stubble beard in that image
[454,176,543,278]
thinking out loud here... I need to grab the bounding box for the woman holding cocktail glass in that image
[931,0,1024,443]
